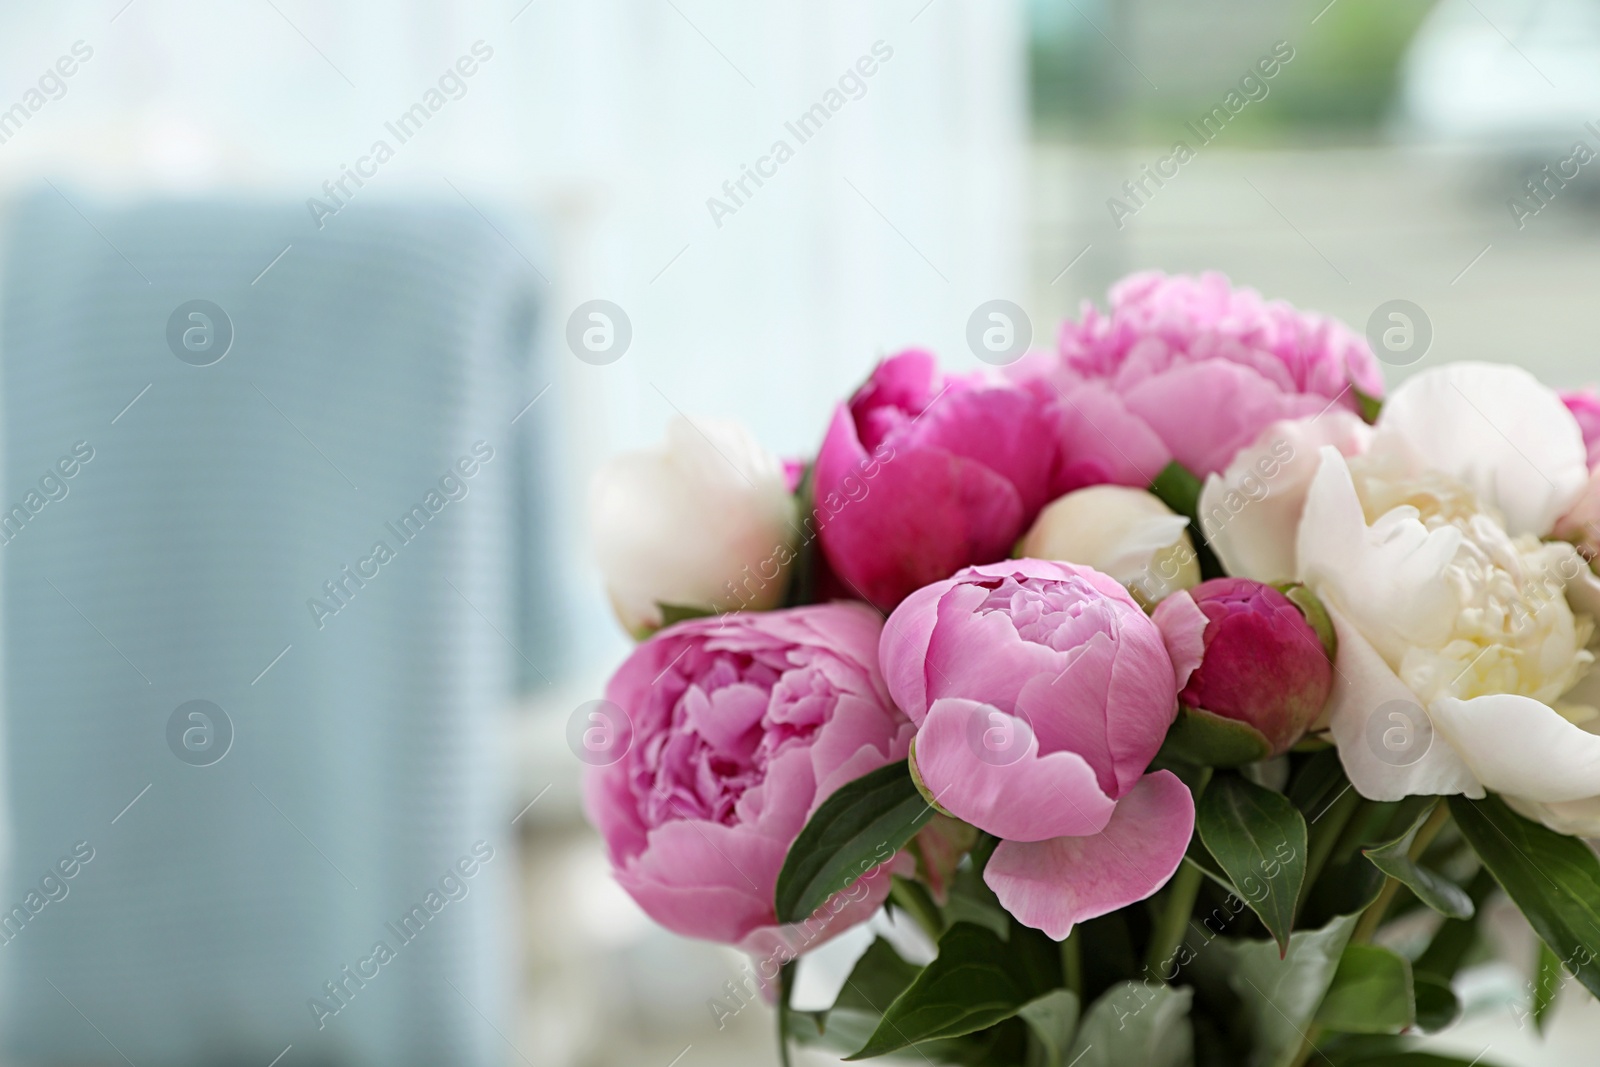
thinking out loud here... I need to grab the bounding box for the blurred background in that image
[0,0,1597,1064]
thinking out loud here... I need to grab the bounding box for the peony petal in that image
[1321,604,1482,801]
[1374,362,1588,536]
[1048,381,1173,491]
[1013,632,1121,796]
[1297,448,1465,666]
[1152,589,1208,691]
[909,383,1063,516]
[878,580,946,724]
[1120,360,1330,477]
[816,408,1024,610]
[737,851,911,965]
[1430,693,1600,804]
[925,578,1089,717]
[912,697,1116,842]
[1199,412,1371,583]
[983,770,1195,940]
[616,818,786,943]
[1506,793,1600,837]
[1101,616,1182,794]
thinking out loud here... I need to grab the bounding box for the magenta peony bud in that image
[1153,577,1333,757]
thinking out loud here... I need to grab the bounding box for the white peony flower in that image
[1296,362,1600,834]
[1016,484,1198,607]
[589,416,798,637]
[1199,410,1371,584]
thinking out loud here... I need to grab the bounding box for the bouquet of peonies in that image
[583,272,1600,1067]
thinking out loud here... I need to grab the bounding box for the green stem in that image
[1352,802,1451,945]
[1298,785,1361,909]
[776,960,795,1067]
[1061,930,1082,998]
[888,876,944,943]
[1143,767,1211,978]
[1144,860,1205,978]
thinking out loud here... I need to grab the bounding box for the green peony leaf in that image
[1354,386,1383,425]
[1362,803,1473,921]
[1533,940,1562,1035]
[1018,989,1080,1067]
[1411,974,1460,1034]
[1066,982,1193,1067]
[1161,706,1274,768]
[846,921,1056,1060]
[1315,943,1415,1035]
[1448,794,1600,998]
[829,936,921,1022]
[1277,582,1337,661]
[1150,460,1204,521]
[1187,912,1357,1067]
[942,862,1012,942]
[656,601,716,626]
[1195,774,1308,955]
[775,759,936,924]
[1413,869,1496,985]
[1334,1055,1507,1067]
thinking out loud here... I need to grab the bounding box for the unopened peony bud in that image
[1016,485,1199,608]
[1153,578,1333,757]
[589,417,797,637]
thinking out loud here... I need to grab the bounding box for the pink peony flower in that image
[1561,389,1600,469]
[1153,578,1333,756]
[813,350,1065,611]
[584,603,914,956]
[879,559,1194,940]
[1015,271,1383,478]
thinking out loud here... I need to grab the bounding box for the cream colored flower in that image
[589,417,797,636]
[1298,362,1600,834]
[1017,485,1198,608]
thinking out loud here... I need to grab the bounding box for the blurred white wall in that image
[0,0,1030,686]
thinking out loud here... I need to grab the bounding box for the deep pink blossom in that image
[813,351,1066,610]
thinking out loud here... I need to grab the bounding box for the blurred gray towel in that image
[0,188,551,1066]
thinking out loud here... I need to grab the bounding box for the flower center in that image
[973,574,1116,652]
[1348,456,1596,717]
